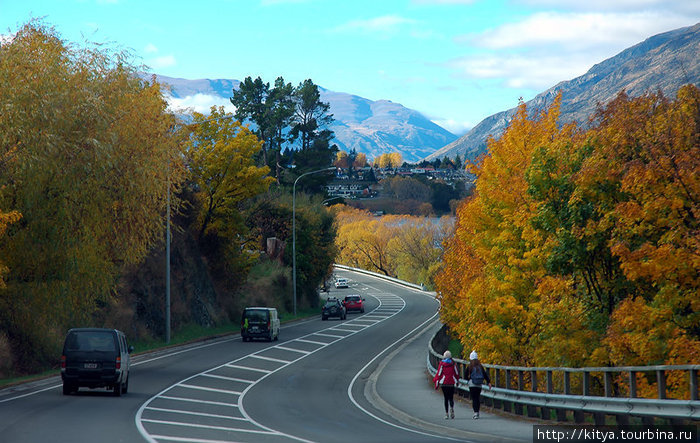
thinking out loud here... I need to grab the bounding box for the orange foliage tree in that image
[435,87,699,377]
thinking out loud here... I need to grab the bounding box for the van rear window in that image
[244,310,268,322]
[65,331,116,352]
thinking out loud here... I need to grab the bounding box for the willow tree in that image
[0,21,184,368]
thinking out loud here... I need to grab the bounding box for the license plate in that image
[251,327,259,332]
[84,363,98,369]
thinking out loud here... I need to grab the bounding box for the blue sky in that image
[2,0,698,135]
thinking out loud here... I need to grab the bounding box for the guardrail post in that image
[657,369,666,400]
[528,371,540,418]
[691,368,698,401]
[564,371,571,395]
[543,370,553,420]
[514,370,524,415]
[629,371,637,398]
[493,368,502,410]
[604,371,612,397]
[583,371,590,396]
[504,369,512,413]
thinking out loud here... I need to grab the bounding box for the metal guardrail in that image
[427,330,700,424]
[333,264,427,292]
[335,265,700,423]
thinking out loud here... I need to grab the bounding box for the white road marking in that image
[158,396,239,408]
[199,374,254,384]
[177,384,242,396]
[224,364,272,374]
[249,354,294,364]
[274,346,312,355]
[137,291,407,443]
[144,406,247,422]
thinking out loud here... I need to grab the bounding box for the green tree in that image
[230,76,270,162]
[290,79,334,152]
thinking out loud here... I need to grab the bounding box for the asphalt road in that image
[0,269,453,443]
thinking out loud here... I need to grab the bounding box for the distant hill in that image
[152,75,457,163]
[426,22,700,162]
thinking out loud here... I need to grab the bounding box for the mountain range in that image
[153,75,456,163]
[427,22,700,161]
[154,22,699,165]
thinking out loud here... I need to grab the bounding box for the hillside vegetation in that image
[435,88,699,398]
[0,22,337,377]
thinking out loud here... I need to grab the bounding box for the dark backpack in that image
[471,365,485,385]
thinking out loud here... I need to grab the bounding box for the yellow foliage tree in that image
[185,107,274,242]
[0,20,185,367]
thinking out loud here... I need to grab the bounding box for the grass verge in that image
[0,307,321,389]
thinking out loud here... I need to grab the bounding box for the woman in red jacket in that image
[433,350,459,419]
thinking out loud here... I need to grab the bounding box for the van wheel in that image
[122,374,129,394]
[274,333,279,341]
[112,383,122,397]
[62,382,75,395]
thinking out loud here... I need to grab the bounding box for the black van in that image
[241,307,280,342]
[60,328,133,396]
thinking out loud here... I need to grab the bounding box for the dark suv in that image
[61,328,133,396]
[322,297,346,320]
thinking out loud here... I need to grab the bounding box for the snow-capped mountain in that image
[152,74,456,163]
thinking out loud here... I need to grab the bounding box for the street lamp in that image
[292,166,336,317]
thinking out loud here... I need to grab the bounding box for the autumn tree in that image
[373,152,403,169]
[333,206,450,286]
[436,86,700,380]
[185,107,275,258]
[0,21,185,368]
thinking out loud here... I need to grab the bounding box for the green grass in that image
[0,308,321,389]
[0,368,59,388]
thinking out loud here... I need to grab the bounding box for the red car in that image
[343,295,365,313]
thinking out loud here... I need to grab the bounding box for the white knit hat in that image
[469,350,478,360]
[443,350,452,359]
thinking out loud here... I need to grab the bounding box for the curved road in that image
[0,270,456,443]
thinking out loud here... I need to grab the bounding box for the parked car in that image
[334,278,349,289]
[60,328,133,396]
[322,297,346,320]
[343,295,365,313]
[241,307,280,342]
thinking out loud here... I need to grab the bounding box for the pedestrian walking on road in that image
[466,350,492,419]
[433,350,459,419]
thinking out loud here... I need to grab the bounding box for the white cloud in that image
[144,43,158,54]
[412,0,475,3]
[334,15,416,34]
[166,93,236,115]
[148,55,176,69]
[450,52,594,90]
[450,10,697,90]
[431,118,473,135]
[0,33,14,45]
[466,11,691,51]
[515,0,700,15]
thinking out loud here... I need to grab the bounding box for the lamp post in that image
[292,166,336,317]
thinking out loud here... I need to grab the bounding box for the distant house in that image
[325,181,370,198]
